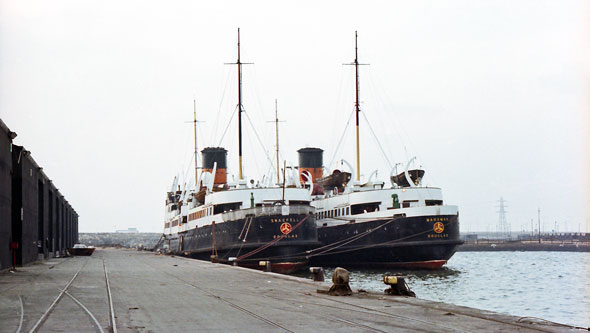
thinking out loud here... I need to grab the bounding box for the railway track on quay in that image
[135,254,552,333]
[13,255,117,333]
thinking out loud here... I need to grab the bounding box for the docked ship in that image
[300,32,462,269]
[158,30,318,274]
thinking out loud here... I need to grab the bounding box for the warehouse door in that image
[11,169,22,265]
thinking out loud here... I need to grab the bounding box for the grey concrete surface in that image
[0,248,581,332]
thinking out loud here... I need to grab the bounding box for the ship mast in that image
[274,99,280,184]
[193,98,198,185]
[225,28,252,181]
[353,31,361,182]
[237,28,244,180]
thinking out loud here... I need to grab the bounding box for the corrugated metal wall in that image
[1,119,78,270]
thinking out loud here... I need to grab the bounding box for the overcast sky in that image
[1,0,588,233]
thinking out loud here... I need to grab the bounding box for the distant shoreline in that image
[457,241,589,252]
[77,232,590,252]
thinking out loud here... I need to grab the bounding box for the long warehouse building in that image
[0,118,78,270]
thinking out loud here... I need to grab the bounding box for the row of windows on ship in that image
[165,199,446,228]
[316,202,381,220]
[188,207,213,221]
[316,207,350,220]
[314,199,443,220]
[165,206,214,228]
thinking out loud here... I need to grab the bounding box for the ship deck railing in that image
[222,204,314,222]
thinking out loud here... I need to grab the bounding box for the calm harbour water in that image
[298,252,589,328]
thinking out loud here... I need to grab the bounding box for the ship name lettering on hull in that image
[426,217,449,222]
[273,234,299,239]
[427,234,448,238]
[271,217,297,223]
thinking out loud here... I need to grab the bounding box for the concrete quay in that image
[0,248,582,332]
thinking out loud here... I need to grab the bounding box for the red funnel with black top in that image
[298,148,324,194]
[201,147,227,187]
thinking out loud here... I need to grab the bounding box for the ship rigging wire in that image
[363,66,443,187]
[217,104,239,147]
[245,120,261,176]
[244,111,275,173]
[364,67,409,160]
[327,108,355,171]
[181,152,195,190]
[213,69,276,179]
[211,62,236,145]
[256,219,459,262]
[326,66,395,176]
[327,58,440,184]
[361,111,393,170]
[177,117,208,191]
[241,65,278,179]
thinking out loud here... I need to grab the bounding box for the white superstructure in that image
[311,184,458,227]
[164,186,313,235]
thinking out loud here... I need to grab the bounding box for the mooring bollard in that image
[328,267,352,296]
[383,275,416,297]
[309,267,325,281]
[229,257,237,266]
[259,261,271,272]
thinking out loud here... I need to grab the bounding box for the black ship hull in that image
[310,214,462,269]
[164,208,319,274]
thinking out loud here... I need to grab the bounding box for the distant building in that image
[116,228,139,234]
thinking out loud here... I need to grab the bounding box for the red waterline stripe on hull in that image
[383,260,448,270]
[269,262,307,274]
[237,261,307,274]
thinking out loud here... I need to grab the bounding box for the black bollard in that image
[309,267,325,281]
[259,261,272,272]
[383,275,416,297]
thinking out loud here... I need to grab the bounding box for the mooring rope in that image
[234,214,311,261]
[219,216,253,260]
[259,218,459,262]
[151,234,166,251]
[310,219,460,258]
[310,216,404,253]
[258,216,399,261]
[309,217,398,257]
